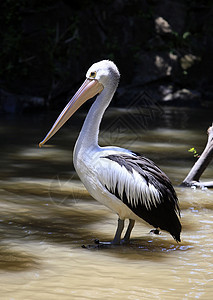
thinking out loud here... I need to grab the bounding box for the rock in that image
[180,54,201,70]
[134,51,178,85]
[152,0,187,34]
[155,17,172,34]
[162,88,201,103]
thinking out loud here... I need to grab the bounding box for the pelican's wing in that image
[97,153,181,242]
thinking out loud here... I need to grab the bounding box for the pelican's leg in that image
[121,219,135,243]
[111,218,125,245]
[82,218,125,248]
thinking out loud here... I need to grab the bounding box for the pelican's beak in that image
[39,79,103,147]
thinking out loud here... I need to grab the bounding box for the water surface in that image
[0,107,212,299]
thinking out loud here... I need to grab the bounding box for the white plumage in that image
[39,60,181,245]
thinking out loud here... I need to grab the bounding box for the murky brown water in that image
[0,107,212,299]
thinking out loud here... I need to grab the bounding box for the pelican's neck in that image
[74,85,116,158]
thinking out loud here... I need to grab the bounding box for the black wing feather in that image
[104,153,181,242]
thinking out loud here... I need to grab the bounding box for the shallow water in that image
[0,106,213,299]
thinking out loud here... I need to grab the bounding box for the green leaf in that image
[183,32,191,39]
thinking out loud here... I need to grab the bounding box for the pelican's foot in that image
[120,238,130,245]
[82,239,120,249]
[94,239,114,246]
[149,228,161,235]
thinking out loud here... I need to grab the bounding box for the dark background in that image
[0,0,213,114]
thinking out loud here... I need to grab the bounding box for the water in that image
[0,107,213,299]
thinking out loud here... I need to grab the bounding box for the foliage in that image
[0,0,212,103]
[188,147,200,158]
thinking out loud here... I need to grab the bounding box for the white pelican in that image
[39,60,181,245]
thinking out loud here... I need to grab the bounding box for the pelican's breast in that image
[74,147,141,219]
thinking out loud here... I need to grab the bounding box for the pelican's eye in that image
[89,71,96,79]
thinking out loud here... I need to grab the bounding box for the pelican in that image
[39,60,181,245]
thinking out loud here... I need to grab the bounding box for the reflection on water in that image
[0,107,213,299]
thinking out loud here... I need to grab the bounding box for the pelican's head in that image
[86,60,120,90]
[39,60,120,147]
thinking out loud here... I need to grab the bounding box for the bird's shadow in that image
[0,244,38,272]
[0,186,194,264]
[80,234,193,261]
